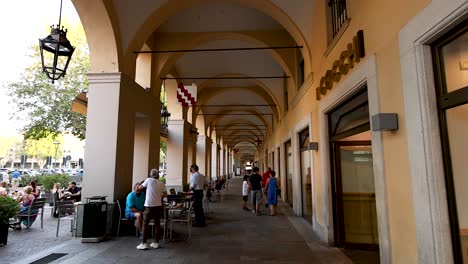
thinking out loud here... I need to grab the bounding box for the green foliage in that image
[0,196,20,224]
[6,21,89,140]
[40,174,71,192]
[159,176,166,184]
[160,141,167,164]
[19,175,42,187]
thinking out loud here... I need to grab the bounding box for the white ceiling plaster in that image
[113,0,168,51]
[112,0,312,53]
[174,40,284,105]
[157,3,282,32]
[270,0,313,45]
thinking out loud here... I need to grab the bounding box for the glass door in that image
[334,141,378,247]
[299,128,312,223]
[285,140,293,206]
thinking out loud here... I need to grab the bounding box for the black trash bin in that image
[81,196,107,243]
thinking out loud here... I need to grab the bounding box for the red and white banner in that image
[177,83,197,107]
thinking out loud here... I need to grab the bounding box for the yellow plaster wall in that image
[271,0,431,262]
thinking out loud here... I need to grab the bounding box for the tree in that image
[160,140,167,165]
[6,21,89,140]
[24,136,63,169]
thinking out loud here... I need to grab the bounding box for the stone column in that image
[82,73,161,202]
[132,116,150,185]
[196,135,209,176]
[206,136,212,180]
[82,73,134,202]
[211,141,218,180]
[166,119,189,191]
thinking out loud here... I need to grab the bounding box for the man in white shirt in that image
[136,169,167,250]
[189,164,207,227]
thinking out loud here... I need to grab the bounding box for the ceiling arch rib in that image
[72,0,122,72]
[154,32,297,95]
[203,109,272,136]
[121,0,312,77]
[208,119,266,139]
[195,88,278,127]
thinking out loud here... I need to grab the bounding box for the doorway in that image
[299,128,312,223]
[329,88,379,250]
[285,140,293,206]
[432,22,468,263]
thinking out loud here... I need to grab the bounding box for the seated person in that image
[0,181,7,196]
[52,182,65,217]
[16,186,37,229]
[125,182,145,238]
[215,177,226,191]
[64,181,81,202]
[30,181,40,198]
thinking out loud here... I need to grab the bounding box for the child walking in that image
[242,175,250,211]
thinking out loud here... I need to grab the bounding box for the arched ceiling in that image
[157,3,283,32]
[155,4,291,158]
[73,0,313,159]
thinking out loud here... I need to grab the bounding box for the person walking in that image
[248,167,263,216]
[264,171,279,216]
[190,164,207,227]
[11,170,21,191]
[242,175,250,211]
[136,169,167,250]
[262,167,271,208]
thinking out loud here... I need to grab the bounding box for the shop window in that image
[432,22,468,264]
[326,0,350,40]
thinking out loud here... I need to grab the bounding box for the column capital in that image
[87,72,123,84]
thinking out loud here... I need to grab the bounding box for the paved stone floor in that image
[1,177,379,264]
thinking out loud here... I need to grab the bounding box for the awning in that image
[71,92,88,116]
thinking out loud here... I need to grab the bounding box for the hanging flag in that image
[177,83,197,107]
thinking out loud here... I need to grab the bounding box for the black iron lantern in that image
[161,105,171,129]
[39,0,75,83]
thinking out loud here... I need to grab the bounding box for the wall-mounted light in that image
[371,113,399,131]
[309,142,319,151]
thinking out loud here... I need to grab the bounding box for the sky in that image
[0,0,81,137]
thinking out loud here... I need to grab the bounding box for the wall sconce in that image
[309,142,319,151]
[371,113,399,131]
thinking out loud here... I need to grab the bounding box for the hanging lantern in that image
[161,105,171,129]
[39,0,75,83]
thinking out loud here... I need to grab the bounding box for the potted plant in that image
[0,196,20,246]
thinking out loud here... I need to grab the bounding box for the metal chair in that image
[55,200,75,237]
[17,198,46,230]
[116,200,137,238]
[169,200,194,240]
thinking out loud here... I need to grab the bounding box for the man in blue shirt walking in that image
[125,182,146,237]
[11,170,21,191]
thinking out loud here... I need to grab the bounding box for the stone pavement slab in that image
[2,177,361,264]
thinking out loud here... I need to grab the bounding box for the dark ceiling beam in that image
[214,124,269,126]
[197,104,277,107]
[161,76,288,80]
[215,129,267,130]
[135,45,303,54]
[199,113,272,115]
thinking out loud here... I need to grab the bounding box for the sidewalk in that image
[2,177,360,264]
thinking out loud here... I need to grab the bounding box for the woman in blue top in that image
[264,171,279,216]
